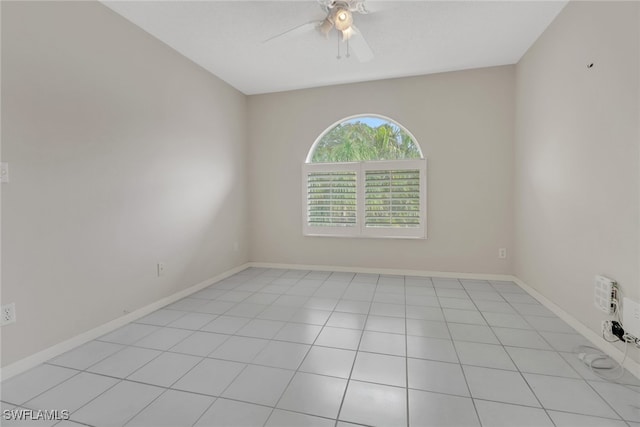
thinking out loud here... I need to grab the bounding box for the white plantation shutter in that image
[303,160,426,238]
[365,170,420,227]
[361,160,426,238]
[303,163,359,236]
[307,172,357,226]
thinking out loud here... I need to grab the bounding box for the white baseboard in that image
[3,261,638,382]
[253,262,640,379]
[0,263,250,381]
[248,262,515,282]
[513,277,640,379]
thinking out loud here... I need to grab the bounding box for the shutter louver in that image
[365,169,421,228]
[307,171,357,227]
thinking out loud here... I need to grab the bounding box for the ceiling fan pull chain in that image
[337,34,341,59]
[346,38,351,59]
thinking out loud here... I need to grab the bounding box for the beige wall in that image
[5,0,636,370]
[248,67,515,274]
[514,1,639,361]
[1,1,249,366]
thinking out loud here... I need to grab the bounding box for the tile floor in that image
[2,268,640,427]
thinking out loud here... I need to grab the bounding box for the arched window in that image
[302,115,427,238]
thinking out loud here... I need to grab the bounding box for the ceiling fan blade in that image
[263,21,322,43]
[348,25,374,62]
[356,1,394,14]
[319,18,334,37]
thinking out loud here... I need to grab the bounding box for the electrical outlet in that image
[1,303,16,326]
[498,248,507,259]
[157,262,165,277]
[1,162,9,183]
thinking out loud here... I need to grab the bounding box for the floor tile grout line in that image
[10,378,631,427]
[58,343,201,426]
[60,330,621,384]
[333,273,382,427]
[144,284,566,322]
[43,357,616,413]
[94,323,165,351]
[48,322,633,384]
[135,332,249,422]
[259,273,349,427]
[186,367,251,427]
[469,396,629,421]
[482,292,631,420]
[43,341,128,377]
[131,313,575,340]
[17,376,640,421]
[8,268,639,426]
[492,328,556,426]
[464,280,556,426]
[581,374,634,422]
[131,324,203,355]
[1,369,85,409]
[45,374,121,427]
[35,271,275,425]
[139,309,191,328]
[560,409,635,425]
[497,285,573,352]
[120,386,175,427]
[181,267,298,427]
[466,278,633,423]
[265,407,344,426]
[442,277,483,426]
[404,275,410,427]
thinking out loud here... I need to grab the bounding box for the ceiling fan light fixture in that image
[333,7,352,31]
[341,26,354,41]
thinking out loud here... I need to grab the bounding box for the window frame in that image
[305,114,424,163]
[303,114,427,239]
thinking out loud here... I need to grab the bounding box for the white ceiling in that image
[102,1,567,95]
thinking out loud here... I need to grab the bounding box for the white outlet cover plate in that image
[1,303,16,326]
[622,297,640,339]
[1,162,8,183]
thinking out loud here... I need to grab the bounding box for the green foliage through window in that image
[310,117,421,163]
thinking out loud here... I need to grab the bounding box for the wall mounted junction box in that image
[594,275,617,315]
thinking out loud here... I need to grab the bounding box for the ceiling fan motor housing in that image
[321,0,367,14]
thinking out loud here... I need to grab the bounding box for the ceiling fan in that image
[265,0,384,62]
